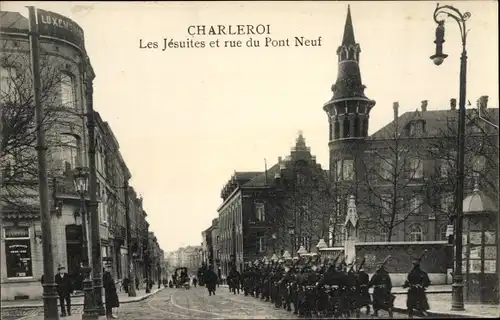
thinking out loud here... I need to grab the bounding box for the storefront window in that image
[4,226,33,278]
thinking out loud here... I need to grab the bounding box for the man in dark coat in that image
[357,265,371,315]
[204,265,218,296]
[368,260,394,318]
[103,264,119,319]
[403,257,431,318]
[55,266,73,317]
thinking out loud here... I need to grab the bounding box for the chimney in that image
[477,95,489,111]
[421,100,428,112]
[393,102,399,120]
[450,98,457,110]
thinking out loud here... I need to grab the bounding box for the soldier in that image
[403,254,431,318]
[368,256,394,318]
[356,261,371,316]
[345,261,360,318]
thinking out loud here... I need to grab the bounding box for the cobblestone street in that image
[3,287,414,319]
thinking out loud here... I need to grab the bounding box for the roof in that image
[370,107,499,139]
[243,163,281,188]
[463,186,497,213]
[342,5,356,46]
[0,11,29,33]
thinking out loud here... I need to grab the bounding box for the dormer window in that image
[409,121,424,136]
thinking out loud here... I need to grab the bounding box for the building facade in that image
[1,9,93,300]
[0,9,163,300]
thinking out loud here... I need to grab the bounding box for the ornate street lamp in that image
[73,166,97,319]
[430,3,471,312]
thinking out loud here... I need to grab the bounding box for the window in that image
[409,158,423,179]
[380,158,393,180]
[410,196,423,214]
[336,159,354,181]
[440,158,454,178]
[408,224,423,242]
[255,202,265,222]
[472,155,486,174]
[440,194,454,214]
[60,72,76,108]
[409,122,423,136]
[4,226,33,278]
[58,134,79,169]
[1,66,19,104]
[343,160,354,180]
[381,194,392,214]
[257,236,266,252]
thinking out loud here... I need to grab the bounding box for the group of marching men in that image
[223,253,431,319]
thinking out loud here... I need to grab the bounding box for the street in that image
[3,286,418,319]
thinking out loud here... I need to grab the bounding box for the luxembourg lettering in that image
[37,10,85,49]
[138,24,322,50]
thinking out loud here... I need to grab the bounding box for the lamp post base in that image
[82,267,98,319]
[42,283,60,319]
[93,277,106,316]
[451,274,466,311]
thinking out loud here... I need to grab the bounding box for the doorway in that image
[66,225,83,291]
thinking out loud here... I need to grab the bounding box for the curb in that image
[391,307,497,319]
[0,288,165,309]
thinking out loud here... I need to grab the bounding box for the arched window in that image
[60,72,76,109]
[408,224,423,242]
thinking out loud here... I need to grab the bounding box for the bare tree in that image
[274,161,342,251]
[426,104,499,219]
[1,41,84,210]
[359,112,434,242]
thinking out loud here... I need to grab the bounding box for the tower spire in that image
[342,5,356,46]
[323,5,376,142]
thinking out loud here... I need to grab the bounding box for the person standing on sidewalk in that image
[103,264,120,319]
[403,257,431,318]
[55,265,73,317]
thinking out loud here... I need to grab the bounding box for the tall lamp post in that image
[429,3,471,311]
[73,167,98,319]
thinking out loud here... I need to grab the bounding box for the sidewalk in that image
[1,287,165,309]
[220,284,498,318]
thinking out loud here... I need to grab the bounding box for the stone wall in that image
[320,241,451,286]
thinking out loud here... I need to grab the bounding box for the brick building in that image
[322,6,499,246]
[217,133,329,276]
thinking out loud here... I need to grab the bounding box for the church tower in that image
[323,5,375,199]
[323,5,376,142]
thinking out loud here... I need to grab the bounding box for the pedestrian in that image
[55,265,73,317]
[122,278,130,294]
[204,265,218,296]
[404,255,431,318]
[192,276,198,287]
[103,264,120,319]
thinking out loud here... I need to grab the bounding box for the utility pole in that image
[27,6,59,319]
[84,70,105,315]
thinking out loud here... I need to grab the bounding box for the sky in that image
[3,1,498,252]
